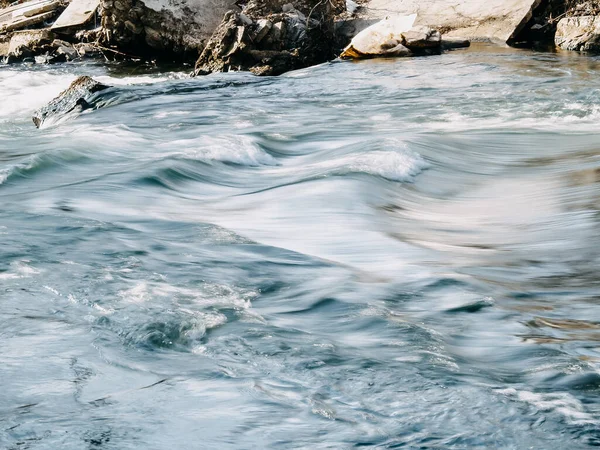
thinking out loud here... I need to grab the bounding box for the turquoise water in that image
[3,45,600,448]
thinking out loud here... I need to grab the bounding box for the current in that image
[2,44,600,448]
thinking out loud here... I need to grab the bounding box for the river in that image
[2,44,600,448]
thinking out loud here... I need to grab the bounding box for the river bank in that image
[2,0,600,77]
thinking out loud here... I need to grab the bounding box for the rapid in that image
[2,44,600,448]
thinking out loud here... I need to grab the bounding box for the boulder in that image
[344,0,541,43]
[194,0,344,76]
[340,14,446,59]
[100,0,238,59]
[340,14,416,58]
[32,76,110,128]
[555,16,600,52]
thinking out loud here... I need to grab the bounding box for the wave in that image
[259,138,429,183]
[320,149,428,182]
[160,135,279,167]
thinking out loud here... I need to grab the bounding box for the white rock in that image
[555,16,600,52]
[346,0,359,14]
[340,14,416,58]
[351,0,541,43]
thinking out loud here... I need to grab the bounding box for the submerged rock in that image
[555,16,600,52]
[32,76,109,128]
[193,0,344,76]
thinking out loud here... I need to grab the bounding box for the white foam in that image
[0,69,186,124]
[117,279,257,310]
[161,135,278,167]
[0,260,41,280]
[119,281,150,304]
[334,150,428,181]
[429,102,600,133]
[0,71,74,122]
[94,72,187,86]
[497,388,598,425]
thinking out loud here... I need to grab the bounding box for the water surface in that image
[3,45,600,448]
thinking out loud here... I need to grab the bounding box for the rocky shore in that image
[3,0,600,77]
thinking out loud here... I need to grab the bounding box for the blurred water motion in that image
[3,45,600,448]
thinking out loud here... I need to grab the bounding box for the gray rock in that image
[440,36,470,49]
[32,76,110,128]
[402,26,441,50]
[555,16,600,52]
[239,12,253,25]
[385,42,411,56]
[253,18,272,43]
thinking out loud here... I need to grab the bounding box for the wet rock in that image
[555,16,600,52]
[194,0,344,76]
[32,76,110,128]
[441,36,470,50]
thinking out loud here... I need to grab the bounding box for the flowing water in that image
[3,44,600,448]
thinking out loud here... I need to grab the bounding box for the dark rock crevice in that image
[511,0,600,48]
